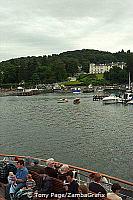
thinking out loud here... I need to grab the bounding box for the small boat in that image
[102,94,120,104]
[71,87,81,94]
[57,98,68,103]
[119,72,133,103]
[73,98,80,104]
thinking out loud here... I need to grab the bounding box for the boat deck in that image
[0,154,132,200]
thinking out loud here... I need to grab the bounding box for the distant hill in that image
[0,49,132,85]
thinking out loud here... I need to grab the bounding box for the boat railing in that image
[0,154,132,199]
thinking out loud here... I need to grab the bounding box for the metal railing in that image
[0,153,132,199]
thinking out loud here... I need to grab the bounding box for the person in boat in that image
[44,158,58,178]
[26,174,36,189]
[89,173,107,199]
[28,159,45,174]
[78,184,89,200]
[65,171,79,200]
[1,159,17,184]
[8,172,17,200]
[87,172,95,185]
[14,160,29,193]
[14,174,36,200]
[58,164,70,182]
[107,183,122,200]
[6,160,28,199]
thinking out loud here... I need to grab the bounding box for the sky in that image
[0,0,133,62]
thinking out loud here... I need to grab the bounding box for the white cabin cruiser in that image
[102,94,120,104]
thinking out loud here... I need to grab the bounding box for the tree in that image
[126,53,133,81]
[104,66,128,84]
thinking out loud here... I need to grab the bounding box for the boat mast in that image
[129,72,131,90]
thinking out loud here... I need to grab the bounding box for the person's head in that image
[46,158,55,168]
[93,173,102,183]
[9,172,14,176]
[78,184,88,194]
[17,160,25,168]
[66,171,73,183]
[89,173,95,180]
[111,183,121,194]
[27,174,32,180]
[59,164,69,174]
[14,156,19,161]
[33,160,39,165]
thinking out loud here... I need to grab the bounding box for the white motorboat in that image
[117,92,133,103]
[127,98,133,104]
[102,94,120,104]
[57,98,68,103]
[71,87,81,94]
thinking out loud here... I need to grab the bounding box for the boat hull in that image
[103,99,118,104]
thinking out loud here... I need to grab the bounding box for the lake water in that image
[0,93,133,182]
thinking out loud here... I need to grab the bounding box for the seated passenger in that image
[14,160,29,193]
[107,183,122,200]
[2,159,17,183]
[26,174,36,189]
[58,164,70,182]
[44,158,58,178]
[66,171,79,200]
[87,173,95,185]
[6,160,28,200]
[28,159,45,174]
[15,174,36,199]
[78,184,89,200]
[89,173,107,199]
[8,172,17,200]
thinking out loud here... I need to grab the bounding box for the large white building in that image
[89,62,126,74]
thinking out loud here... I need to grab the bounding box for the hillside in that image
[0,49,132,86]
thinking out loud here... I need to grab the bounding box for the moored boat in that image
[102,94,120,104]
[71,87,81,94]
[126,97,133,105]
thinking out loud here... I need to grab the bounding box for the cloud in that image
[0,0,133,61]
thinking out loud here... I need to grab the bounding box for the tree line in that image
[0,49,133,87]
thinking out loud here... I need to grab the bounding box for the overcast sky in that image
[0,0,133,62]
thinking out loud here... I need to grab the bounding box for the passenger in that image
[87,172,95,185]
[2,160,17,183]
[54,162,62,171]
[14,160,28,193]
[14,156,19,162]
[7,172,17,200]
[78,184,89,200]
[44,158,58,178]
[6,160,28,200]
[15,174,36,199]
[65,171,79,200]
[58,164,70,182]
[26,174,36,189]
[28,159,45,174]
[100,176,109,192]
[107,183,122,200]
[89,173,107,199]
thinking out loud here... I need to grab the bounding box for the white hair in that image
[46,158,54,166]
[59,164,69,172]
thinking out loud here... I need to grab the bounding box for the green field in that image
[96,74,104,80]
